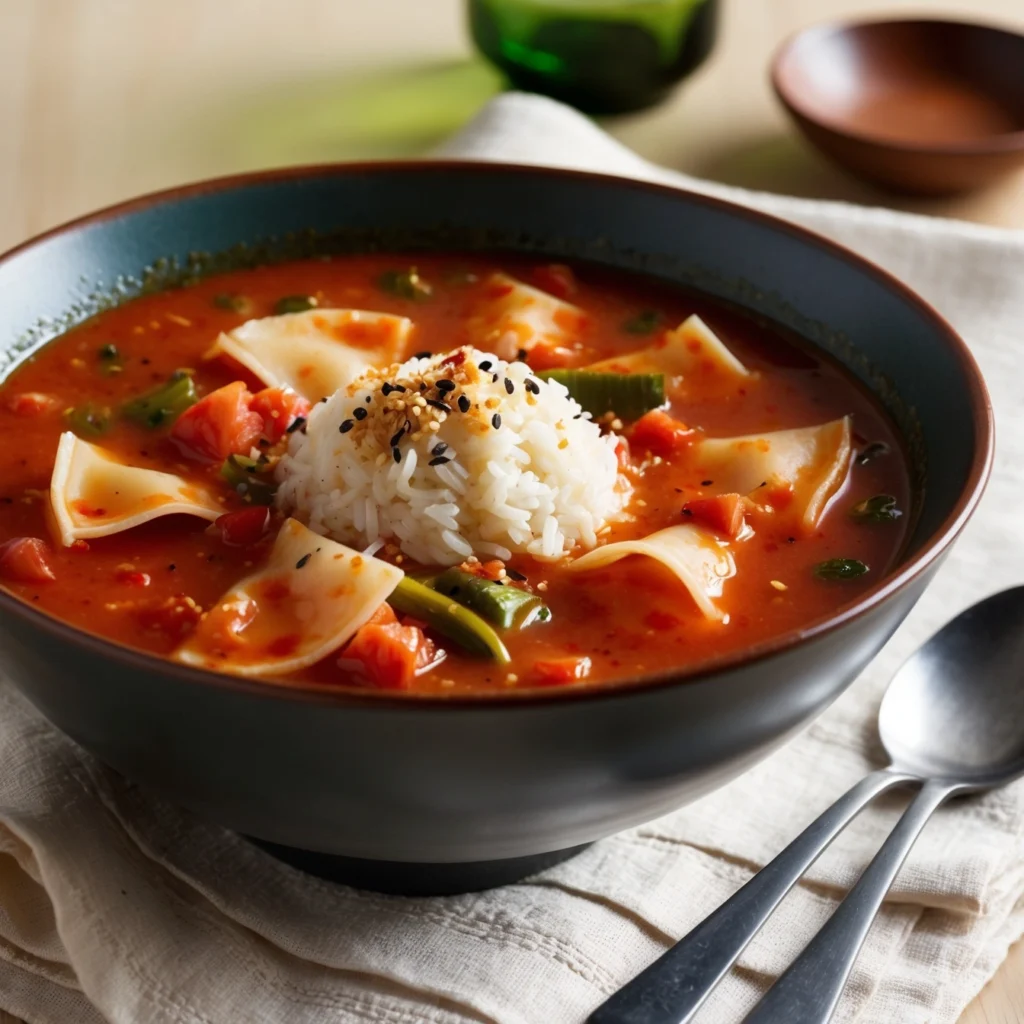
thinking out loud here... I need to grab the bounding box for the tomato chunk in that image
[6,392,58,417]
[532,655,592,686]
[170,381,263,462]
[681,493,746,538]
[0,537,56,583]
[531,263,577,299]
[250,386,311,442]
[215,507,272,547]
[342,620,438,690]
[629,410,693,458]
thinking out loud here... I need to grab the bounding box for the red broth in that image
[0,255,910,693]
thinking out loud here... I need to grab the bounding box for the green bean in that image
[431,569,551,630]
[65,403,112,437]
[378,268,432,301]
[537,369,664,421]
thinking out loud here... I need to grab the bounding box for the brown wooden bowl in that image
[771,18,1024,196]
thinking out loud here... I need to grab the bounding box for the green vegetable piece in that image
[213,293,253,314]
[220,454,277,505]
[98,343,120,361]
[814,558,870,581]
[850,494,902,524]
[537,369,664,421]
[378,268,432,301]
[856,442,890,465]
[65,403,112,437]
[121,371,198,429]
[273,295,318,315]
[431,568,551,630]
[96,343,124,377]
[622,309,663,335]
[389,577,510,662]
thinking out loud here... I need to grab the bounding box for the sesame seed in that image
[479,360,492,371]
[353,406,368,421]
[525,378,540,394]
[701,480,713,486]
[295,553,312,569]
[392,446,402,463]
[491,413,501,429]
[429,456,451,466]
[414,351,431,359]
[458,394,470,413]
[492,373,500,383]
[431,442,448,456]
[382,382,396,395]
[365,395,372,403]
[504,378,515,394]
[339,419,354,433]
[428,421,441,432]
[436,379,455,393]
[506,568,527,582]
[517,349,528,361]
[770,580,788,592]
[389,426,407,447]
[426,398,450,413]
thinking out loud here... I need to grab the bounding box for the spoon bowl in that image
[880,586,1024,787]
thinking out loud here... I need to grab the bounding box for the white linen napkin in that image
[3,92,1024,1024]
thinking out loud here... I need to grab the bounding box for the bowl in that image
[771,18,1024,196]
[0,163,992,894]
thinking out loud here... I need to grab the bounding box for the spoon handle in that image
[587,768,911,1024]
[742,778,955,1024]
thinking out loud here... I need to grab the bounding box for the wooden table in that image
[1,1,1022,1021]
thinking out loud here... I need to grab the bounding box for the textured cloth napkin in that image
[3,93,1024,1024]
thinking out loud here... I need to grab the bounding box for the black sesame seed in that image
[426,398,450,413]
[393,384,407,393]
[506,568,527,582]
[382,382,396,396]
[295,553,312,569]
[392,446,402,463]
[436,379,455,393]
[365,395,372,403]
[389,425,407,447]
[701,479,713,486]
[286,416,306,434]
[492,373,500,383]
[168,564,177,571]
[787,536,796,544]
[414,350,432,359]
[339,420,354,433]
[525,378,540,394]
[458,394,471,413]
[429,456,451,466]
[504,377,515,394]
[431,442,449,456]
[573,413,583,419]
[419,382,427,391]
[491,413,501,429]
[517,348,528,361]
[353,406,368,421]
[479,360,493,371]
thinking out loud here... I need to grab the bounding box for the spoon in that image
[589,585,1024,1024]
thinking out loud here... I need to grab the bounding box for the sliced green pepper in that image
[220,454,277,505]
[537,369,664,421]
[378,268,432,301]
[273,295,317,315]
[65,403,112,437]
[121,371,197,428]
[431,569,551,630]
[388,577,509,662]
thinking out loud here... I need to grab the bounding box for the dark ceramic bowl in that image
[0,164,992,894]
[771,18,1024,196]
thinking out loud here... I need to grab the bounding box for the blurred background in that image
[3,0,1024,253]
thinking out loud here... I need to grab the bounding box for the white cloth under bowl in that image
[3,93,1024,1024]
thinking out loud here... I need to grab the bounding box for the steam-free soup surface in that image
[0,255,909,693]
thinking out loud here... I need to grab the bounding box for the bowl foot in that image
[246,839,591,896]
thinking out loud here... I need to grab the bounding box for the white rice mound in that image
[275,347,629,565]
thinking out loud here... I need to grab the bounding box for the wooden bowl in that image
[771,18,1024,196]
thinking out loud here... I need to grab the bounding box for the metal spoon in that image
[589,585,1024,1024]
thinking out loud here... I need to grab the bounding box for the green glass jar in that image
[468,0,718,115]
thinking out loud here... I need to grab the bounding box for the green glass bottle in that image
[469,0,718,115]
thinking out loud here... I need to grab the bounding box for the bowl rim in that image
[770,16,1024,156]
[0,159,995,710]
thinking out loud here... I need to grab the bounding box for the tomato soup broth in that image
[0,255,909,693]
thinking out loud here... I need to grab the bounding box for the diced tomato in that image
[0,537,56,583]
[215,507,272,547]
[532,263,577,299]
[629,410,693,458]
[342,620,438,690]
[367,601,398,626]
[681,493,746,538]
[250,386,311,442]
[6,392,58,417]
[526,341,576,371]
[532,655,592,686]
[615,437,631,469]
[170,381,263,462]
[115,568,151,587]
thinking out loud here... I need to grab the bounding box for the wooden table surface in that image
[1,1,1023,1021]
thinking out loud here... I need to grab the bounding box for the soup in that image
[0,255,909,693]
